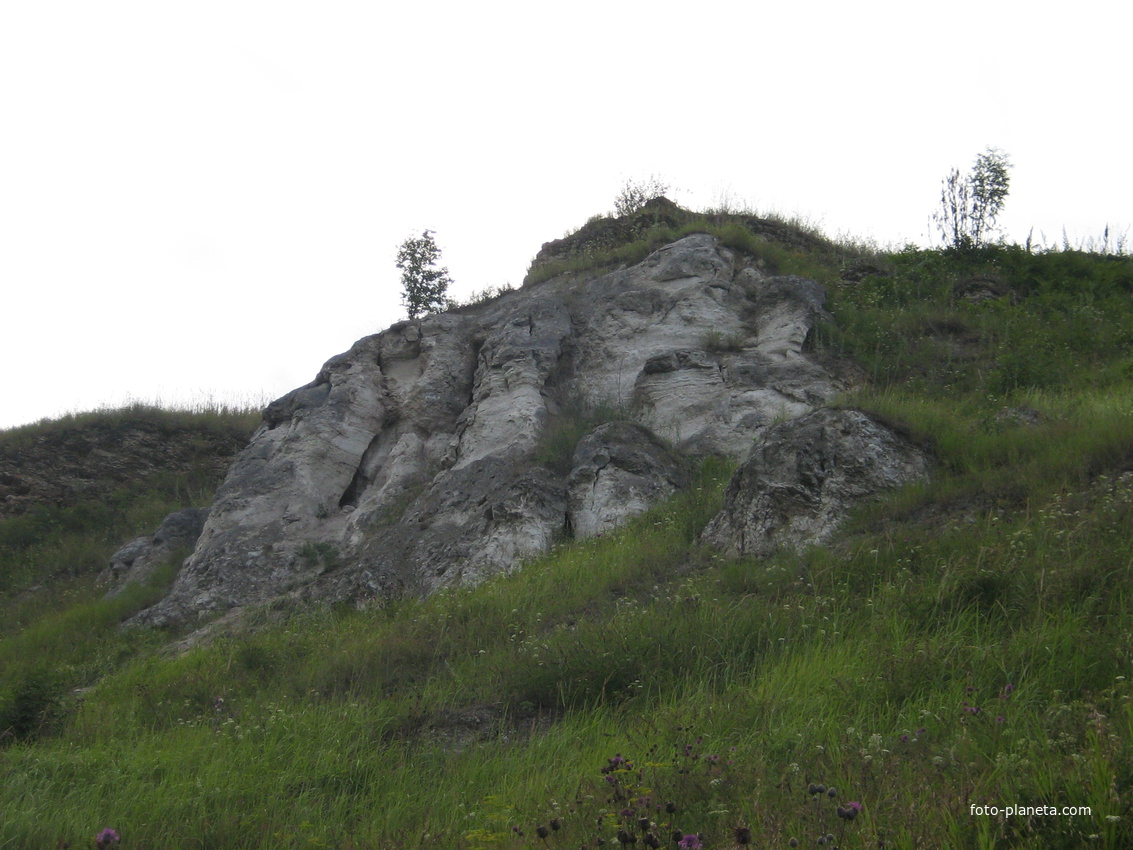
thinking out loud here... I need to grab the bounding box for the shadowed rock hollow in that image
[135,231,912,628]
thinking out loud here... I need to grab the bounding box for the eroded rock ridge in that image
[136,233,870,626]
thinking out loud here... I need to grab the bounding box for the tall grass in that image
[0,395,265,442]
[523,210,874,288]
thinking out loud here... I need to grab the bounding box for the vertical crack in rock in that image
[338,430,386,509]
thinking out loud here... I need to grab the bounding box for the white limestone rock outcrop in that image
[135,233,844,626]
[701,408,930,557]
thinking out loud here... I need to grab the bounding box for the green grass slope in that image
[2,240,1132,849]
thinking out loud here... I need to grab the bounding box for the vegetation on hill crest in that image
[524,197,864,287]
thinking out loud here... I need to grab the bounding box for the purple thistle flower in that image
[677,835,702,849]
[95,829,120,849]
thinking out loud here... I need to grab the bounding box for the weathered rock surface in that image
[136,232,844,627]
[701,408,930,557]
[102,508,209,596]
[567,422,689,539]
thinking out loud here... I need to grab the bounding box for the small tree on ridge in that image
[396,230,452,320]
[933,147,1012,250]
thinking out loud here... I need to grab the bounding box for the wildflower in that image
[837,801,863,821]
[1000,683,1015,698]
[536,825,550,839]
[826,787,838,798]
[996,715,1006,724]
[677,835,702,849]
[616,828,637,845]
[95,830,121,850]
[900,734,910,743]
[550,818,562,832]
[607,754,627,770]
[733,825,752,844]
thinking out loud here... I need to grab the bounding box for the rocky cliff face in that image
[135,232,889,627]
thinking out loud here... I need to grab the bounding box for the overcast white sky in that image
[2,0,1129,430]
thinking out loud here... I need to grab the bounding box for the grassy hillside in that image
[2,238,1132,849]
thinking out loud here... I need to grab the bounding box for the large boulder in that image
[702,409,930,557]
[103,507,209,596]
[567,422,689,539]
